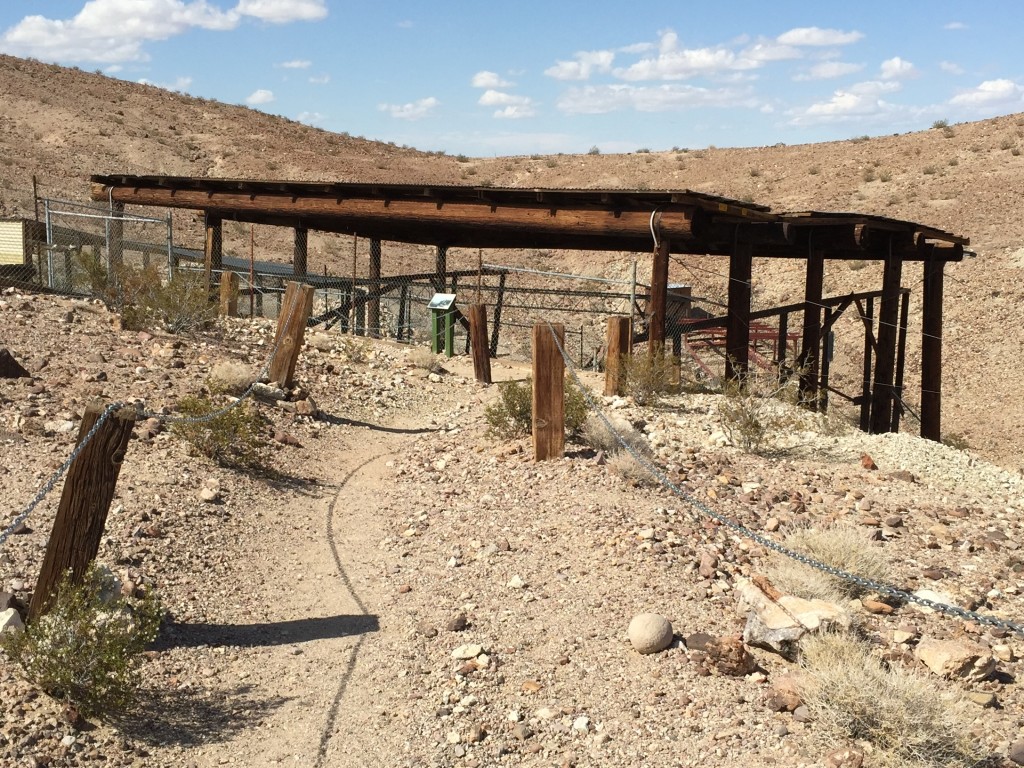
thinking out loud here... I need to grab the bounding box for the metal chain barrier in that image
[547,322,1024,637]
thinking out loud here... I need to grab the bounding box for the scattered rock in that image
[860,452,878,470]
[0,607,24,633]
[1008,740,1024,765]
[198,487,220,503]
[824,746,864,768]
[627,613,674,655]
[452,644,484,660]
[273,430,302,447]
[765,674,803,712]
[511,723,532,741]
[966,691,997,708]
[703,634,758,676]
[915,638,996,682]
[861,597,894,615]
[736,577,851,659]
[791,705,811,723]
[446,613,468,632]
[0,348,30,379]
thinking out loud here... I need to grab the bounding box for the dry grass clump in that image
[767,524,889,601]
[580,415,650,457]
[407,346,443,373]
[799,633,980,768]
[207,361,254,396]
[606,451,657,487]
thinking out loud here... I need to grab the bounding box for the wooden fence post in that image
[532,322,564,461]
[604,316,631,396]
[467,304,492,384]
[219,271,239,317]
[29,403,136,622]
[269,281,315,388]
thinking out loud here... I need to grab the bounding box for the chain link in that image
[546,322,1024,637]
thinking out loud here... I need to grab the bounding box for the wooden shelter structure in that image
[90,175,967,441]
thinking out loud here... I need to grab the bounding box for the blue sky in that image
[2,1,1023,156]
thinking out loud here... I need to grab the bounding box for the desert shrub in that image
[484,377,591,440]
[922,165,939,175]
[407,346,442,373]
[338,336,372,363]
[931,118,949,129]
[717,368,806,453]
[207,361,254,396]
[942,431,970,451]
[878,170,892,182]
[580,415,650,457]
[587,145,601,155]
[171,396,270,469]
[1,564,161,718]
[620,346,678,406]
[766,524,889,601]
[799,633,979,768]
[808,165,821,175]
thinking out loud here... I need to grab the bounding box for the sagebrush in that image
[1,564,162,718]
[484,377,590,439]
[619,345,679,405]
[171,395,270,469]
[767,524,889,601]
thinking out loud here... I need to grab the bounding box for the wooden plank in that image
[293,227,308,278]
[269,281,315,388]
[368,238,381,339]
[890,290,910,432]
[29,403,136,621]
[870,252,903,433]
[219,271,239,316]
[604,316,631,396]
[921,258,944,441]
[798,251,825,408]
[204,212,222,300]
[776,311,788,366]
[858,297,874,432]
[649,239,670,348]
[725,241,752,383]
[467,304,492,384]
[532,322,565,461]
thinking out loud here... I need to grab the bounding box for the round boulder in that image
[627,613,674,654]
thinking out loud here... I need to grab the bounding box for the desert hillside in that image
[1,54,1022,469]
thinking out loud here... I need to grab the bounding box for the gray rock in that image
[915,638,996,682]
[736,577,851,659]
[252,382,287,402]
[0,607,24,633]
[627,613,673,654]
[792,705,811,723]
[511,723,532,741]
[1008,739,1024,765]
[452,643,484,660]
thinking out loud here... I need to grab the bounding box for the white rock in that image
[910,589,957,614]
[451,643,484,660]
[0,608,24,633]
[572,716,590,733]
[735,577,851,659]
[915,638,997,682]
[507,575,525,589]
[199,487,220,503]
[627,613,674,654]
[536,707,557,720]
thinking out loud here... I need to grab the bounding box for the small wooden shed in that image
[0,218,46,281]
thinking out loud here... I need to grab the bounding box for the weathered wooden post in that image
[368,239,382,339]
[920,256,944,441]
[293,227,308,279]
[604,316,631,396]
[532,322,564,461]
[269,281,315,388]
[798,250,825,407]
[467,304,492,384]
[204,212,222,302]
[29,402,137,621]
[219,271,239,317]
[870,250,902,433]
[648,239,670,348]
[725,241,753,383]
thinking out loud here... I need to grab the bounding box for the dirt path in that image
[163,421,424,768]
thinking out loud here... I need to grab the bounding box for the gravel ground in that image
[0,290,1022,768]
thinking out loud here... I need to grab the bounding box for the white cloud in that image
[278,59,311,69]
[397,19,413,28]
[777,27,864,46]
[138,75,193,91]
[740,41,802,63]
[308,73,329,84]
[0,0,325,64]
[940,61,964,76]
[245,88,275,105]
[471,70,512,89]
[944,21,967,30]
[789,80,902,125]
[544,49,614,81]
[493,105,536,119]
[794,60,864,81]
[379,96,439,120]
[880,56,917,80]
[949,79,1024,109]
[556,83,757,115]
[296,110,325,125]
[234,0,327,23]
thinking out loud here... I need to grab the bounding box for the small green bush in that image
[620,346,678,406]
[484,377,591,440]
[717,366,804,453]
[932,119,949,129]
[1,564,161,718]
[171,396,270,469]
[587,145,601,155]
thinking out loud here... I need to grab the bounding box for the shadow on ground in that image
[118,683,293,747]
[154,614,380,650]
[319,412,436,434]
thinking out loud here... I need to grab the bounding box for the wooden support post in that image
[532,322,565,461]
[397,285,409,341]
[204,212,222,301]
[29,403,136,621]
[725,241,753,383]
[219,271,239,317]
[434,245,448,292]
[604,316,631,396]
[859,297,874,432]
[776,311,788,366]
[268,281,315,388]
[891,290,910,432]
[648,239,670,349]
[798,251,825,408]
[467,304,492,384]
[819,308,833,411]
[870,251,902,433]
[921,258,944,441]
[293,227,308,278]
[489,272,506,356]
[368,238,382,339]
